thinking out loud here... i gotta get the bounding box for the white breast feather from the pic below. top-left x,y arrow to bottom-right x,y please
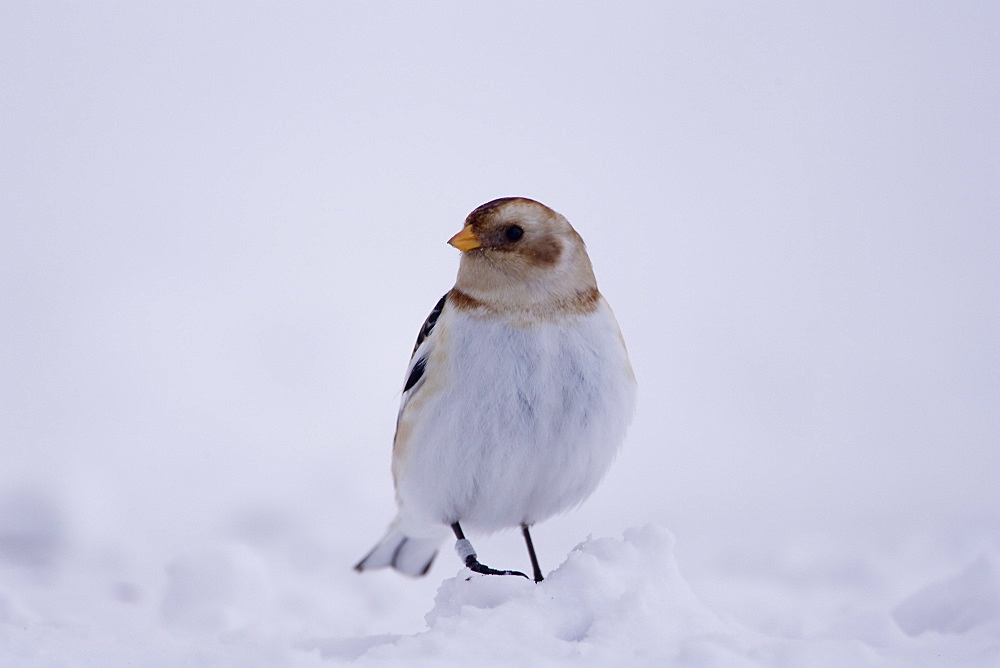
393,298 -> 636,534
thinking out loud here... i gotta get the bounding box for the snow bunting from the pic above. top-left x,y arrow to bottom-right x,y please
355,197 -> 636,582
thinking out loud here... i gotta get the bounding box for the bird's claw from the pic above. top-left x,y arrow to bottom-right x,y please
464,555 -> 530,580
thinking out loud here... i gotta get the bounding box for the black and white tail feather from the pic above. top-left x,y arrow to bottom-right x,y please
353,526 -> 440,577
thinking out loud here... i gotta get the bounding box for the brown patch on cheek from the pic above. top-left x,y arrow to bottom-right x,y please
522,235 -> 562,267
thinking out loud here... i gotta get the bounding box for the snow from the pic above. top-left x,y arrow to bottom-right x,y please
4,514 -> 1000,666
3,2 -> 999,666
320,526 -> 745,666
892,554 -> 1000,637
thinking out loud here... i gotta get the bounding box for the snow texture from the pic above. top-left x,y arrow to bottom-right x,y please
3,510 -> 1000,667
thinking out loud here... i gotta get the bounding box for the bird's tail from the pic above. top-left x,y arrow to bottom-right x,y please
354,527 -> 441,577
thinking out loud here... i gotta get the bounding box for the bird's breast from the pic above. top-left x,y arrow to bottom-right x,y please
394,301 -> 636,530
433,304 -> 631,443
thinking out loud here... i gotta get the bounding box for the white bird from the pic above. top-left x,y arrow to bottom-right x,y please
355,197 -> 636,582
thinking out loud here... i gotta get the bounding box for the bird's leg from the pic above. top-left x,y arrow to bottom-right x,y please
521,524 -> 544,582
451,522 -> 529,580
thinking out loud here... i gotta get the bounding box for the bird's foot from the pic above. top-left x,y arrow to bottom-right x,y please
453,530 -> 530,580
464,555 -> 529,580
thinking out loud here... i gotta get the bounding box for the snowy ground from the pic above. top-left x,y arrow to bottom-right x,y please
3,3 -> 999,666
2,504 -> 999,666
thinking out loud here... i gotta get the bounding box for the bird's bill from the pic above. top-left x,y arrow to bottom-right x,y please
448,225 -> 481,251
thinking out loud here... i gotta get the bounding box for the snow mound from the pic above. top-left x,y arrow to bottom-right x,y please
892,553 -> 1000,636
312,526 -> 764,666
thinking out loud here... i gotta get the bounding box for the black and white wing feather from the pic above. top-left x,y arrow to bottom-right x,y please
400,292 -> 447,400
412,293 -> 447,355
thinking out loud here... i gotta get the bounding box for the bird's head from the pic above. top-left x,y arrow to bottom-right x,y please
448,197 -> 598,312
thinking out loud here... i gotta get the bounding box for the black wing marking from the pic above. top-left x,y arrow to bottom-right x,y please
403,357 -> 427,393
401,292 -> 448,394
412,293 -> 448,355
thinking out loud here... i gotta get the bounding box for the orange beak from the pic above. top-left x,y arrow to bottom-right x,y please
447,224 -> 481,251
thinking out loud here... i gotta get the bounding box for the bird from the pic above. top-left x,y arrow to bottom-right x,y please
354,197 -> 636,582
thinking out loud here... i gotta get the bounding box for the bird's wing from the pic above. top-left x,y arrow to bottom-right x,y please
400,291 -> 447,401
390,291 -> 450,493
411,292 -> 447,356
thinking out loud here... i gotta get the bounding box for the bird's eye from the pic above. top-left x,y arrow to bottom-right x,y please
505,225 -> 524,242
